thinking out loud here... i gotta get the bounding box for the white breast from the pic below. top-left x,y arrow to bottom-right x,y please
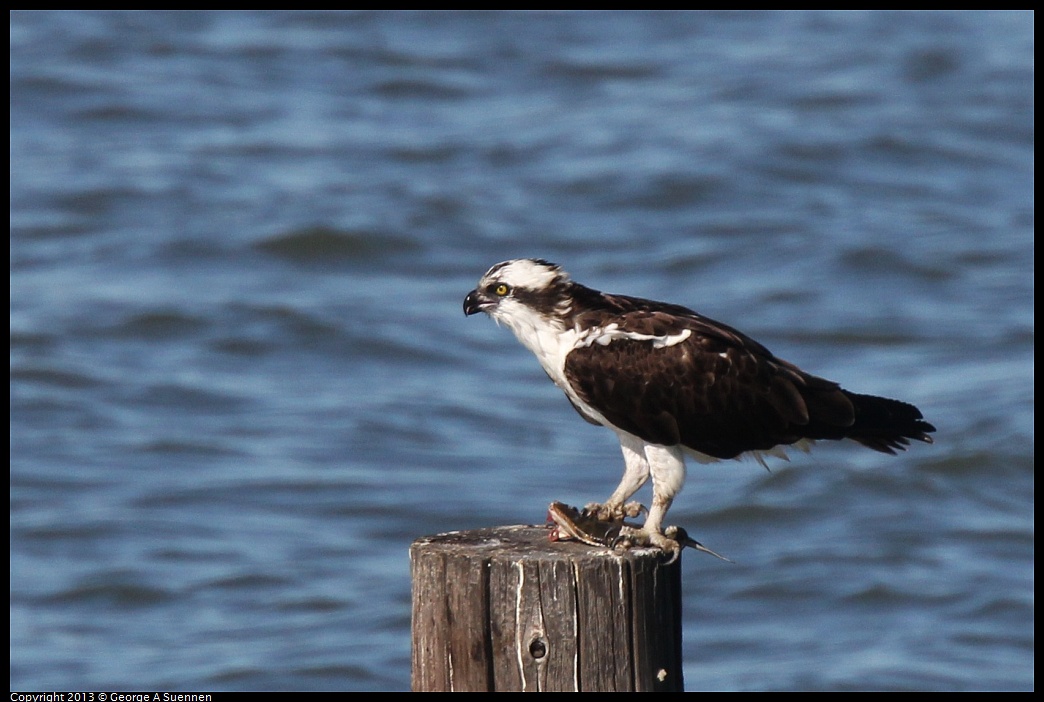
490,299 -> 615,427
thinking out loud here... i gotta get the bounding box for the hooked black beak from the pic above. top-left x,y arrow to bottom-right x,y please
463,289 -> 491,316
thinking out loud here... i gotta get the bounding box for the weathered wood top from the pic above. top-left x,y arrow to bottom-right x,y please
412,523 -> 667,560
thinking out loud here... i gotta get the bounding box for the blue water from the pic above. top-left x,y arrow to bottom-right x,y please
10,11 -> 1033,691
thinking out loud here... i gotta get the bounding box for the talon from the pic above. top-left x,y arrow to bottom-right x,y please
606,525 -> 680,561
621,501 -> 647,519
603,523 -> 624,548
609,525 -> 635,550
645,530 -> 683,564
663,525 -> 734,563
581,501 -> 616,522
661,541 -> 683,565
604,524 -> 731,564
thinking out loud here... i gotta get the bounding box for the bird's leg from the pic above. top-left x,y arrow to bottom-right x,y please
584,433 -> 649,521
613,444 -> 687,561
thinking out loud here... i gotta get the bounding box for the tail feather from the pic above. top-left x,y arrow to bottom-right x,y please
844,391 -> 935,454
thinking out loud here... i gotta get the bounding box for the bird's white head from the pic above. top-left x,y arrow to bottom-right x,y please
464,258 -> 574,345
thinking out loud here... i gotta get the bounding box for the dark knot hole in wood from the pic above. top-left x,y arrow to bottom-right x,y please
528,637 -> 548,660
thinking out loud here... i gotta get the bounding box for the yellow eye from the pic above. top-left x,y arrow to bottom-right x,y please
494,283 -> 510,296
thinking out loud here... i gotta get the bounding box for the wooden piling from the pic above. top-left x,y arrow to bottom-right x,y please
410,524 -> 684,691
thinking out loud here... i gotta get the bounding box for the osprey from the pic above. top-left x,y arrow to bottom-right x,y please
464,258 -> 935,558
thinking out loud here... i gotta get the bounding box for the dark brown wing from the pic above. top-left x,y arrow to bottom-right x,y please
563,310 -> 934,459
